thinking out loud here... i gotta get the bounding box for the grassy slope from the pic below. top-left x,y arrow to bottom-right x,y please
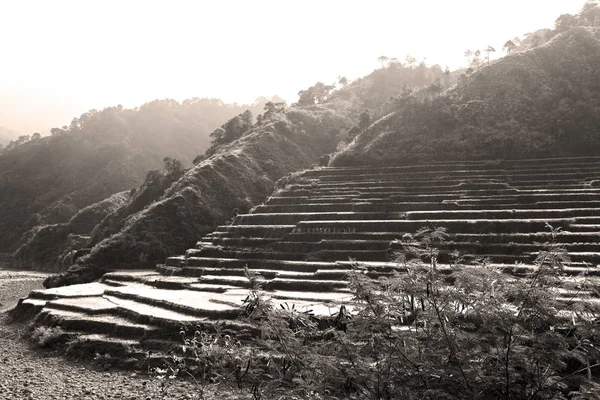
45,107 -> 352,287
331,28 -> 600,166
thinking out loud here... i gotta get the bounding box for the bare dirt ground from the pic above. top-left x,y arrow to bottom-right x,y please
0,270 -> 47,313
0,270 -> 251,400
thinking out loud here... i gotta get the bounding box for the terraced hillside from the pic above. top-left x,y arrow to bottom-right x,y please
12,156 -> 600,363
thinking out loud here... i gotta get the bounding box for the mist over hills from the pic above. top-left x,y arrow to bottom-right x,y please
38,62 -> 453,286
0,126 -> 16,146
0,97 -> 273,258
5,1 -> 600,289
332,27 -> 600,166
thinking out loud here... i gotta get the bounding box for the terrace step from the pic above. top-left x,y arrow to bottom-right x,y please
283,231 -> 600,243
254,200 -> 600,213
35,308 -> 161,339
293,219 -> 576,234
233,212 -> 390,225
265,191 -> 600,205
187,246 -> 386,262
569,224 -> 600,232
103,285 -> 244,320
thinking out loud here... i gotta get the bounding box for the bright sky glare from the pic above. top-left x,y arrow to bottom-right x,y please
0,0 -> 589,134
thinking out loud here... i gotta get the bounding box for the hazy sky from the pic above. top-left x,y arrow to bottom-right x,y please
0,0 -> 589,135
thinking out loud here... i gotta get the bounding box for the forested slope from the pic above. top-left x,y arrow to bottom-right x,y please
45,106 -> 352,286
332,27 -> 600,166
0,98 -> 268,258
12,191 -> 130,270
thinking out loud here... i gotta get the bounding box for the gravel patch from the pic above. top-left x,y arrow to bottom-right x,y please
0,270 -> 250,400
0,270 -> 47,313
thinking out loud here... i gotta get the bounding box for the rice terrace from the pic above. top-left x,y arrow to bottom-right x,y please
1,1 -> 600,399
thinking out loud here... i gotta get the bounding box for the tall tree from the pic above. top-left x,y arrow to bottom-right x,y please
485,45 -> 496,64
208,110 -> 253,152
377,55 -> 390,69
464,50 -> 473,66
162,157 -> 184,180
503,39 -> 516,54
297,82 -> 334,105
579,2 -> 600,26
472,50 -> 482,67
555,14 -> 577,32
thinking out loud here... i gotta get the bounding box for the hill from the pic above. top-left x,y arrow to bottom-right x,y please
12,191 -> 130,270
38,58 -> 457,286
44,105 -> 353,286
0,98 -> 270,259
331,27 -> 600,166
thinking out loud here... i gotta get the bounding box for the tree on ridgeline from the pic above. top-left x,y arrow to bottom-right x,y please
262,101 -> 286,119
162,157 -> 184,181
206,110 -> 253,156
503,39 -> 516,54
297,82 -> 335,105
472,49 -> 482,68
485,45 -> 496,64
377,55 -> 390,69
405,54 -> 417,68
464,49 -> 473,66
580,1 -> 600,26
555,13 -> 577,32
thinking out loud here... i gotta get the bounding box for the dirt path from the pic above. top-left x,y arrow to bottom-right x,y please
0,270 -> 249,400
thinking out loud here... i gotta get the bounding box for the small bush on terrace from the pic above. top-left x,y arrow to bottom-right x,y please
31,326 -> 69,348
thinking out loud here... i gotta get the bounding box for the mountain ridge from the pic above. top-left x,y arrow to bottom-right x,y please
332,27 -> 600,166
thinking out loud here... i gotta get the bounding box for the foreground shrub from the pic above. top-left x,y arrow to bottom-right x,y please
243,225 -> 600,399
31,326 -> 69,348
146,226 -> 600,399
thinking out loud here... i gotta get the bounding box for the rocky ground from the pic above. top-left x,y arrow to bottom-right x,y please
0,270 -> 254,400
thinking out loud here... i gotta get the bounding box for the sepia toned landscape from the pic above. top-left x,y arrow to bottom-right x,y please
1,1 -> 600,399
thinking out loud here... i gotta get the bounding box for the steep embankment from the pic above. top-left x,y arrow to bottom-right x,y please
0,99 -> 268,259
332,28 -> 600,166
45,106 -> 352,287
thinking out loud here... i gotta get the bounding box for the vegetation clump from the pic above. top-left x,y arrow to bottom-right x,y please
144,226 -> 600,399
